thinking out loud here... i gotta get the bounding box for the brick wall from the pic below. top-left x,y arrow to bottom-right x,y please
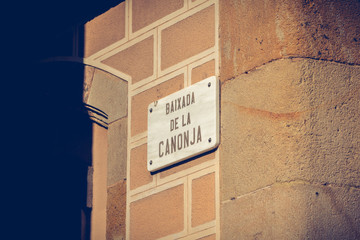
82,0 -> 220,239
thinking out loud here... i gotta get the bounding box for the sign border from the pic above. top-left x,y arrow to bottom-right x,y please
147,76 -> 220,172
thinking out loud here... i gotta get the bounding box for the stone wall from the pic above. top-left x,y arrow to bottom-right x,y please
219,0 -> 360,239
83,66 -> 128,240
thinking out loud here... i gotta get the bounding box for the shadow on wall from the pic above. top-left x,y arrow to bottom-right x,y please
6,61 -> 93,240
39,62 -> 94,240
2,1 -> 127,239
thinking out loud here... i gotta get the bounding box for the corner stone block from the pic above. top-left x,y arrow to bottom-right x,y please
192,173 -> 215,227
83,66 -> 95,104
221,58 -> 360,201
131,74 -> 184,136
277,0 -> 360,64
220,59 -> 306,200
130,144 -> 153,190
84,2 -> 126,57
220,0 -> 282,81
220,0 -> 360,81
221,182 -> 360,240
161,5 -> 215,70
87,69 -> 128,123
132,0 -> 184,33
107,117 -> 127,186
102,36 -> 154,85
106,180 -> 126,240
130,185 -> 184,240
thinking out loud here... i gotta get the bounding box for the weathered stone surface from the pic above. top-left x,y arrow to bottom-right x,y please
221,58 -> 360,201
220,0 -> 360,82
130,185 -> 184,240
132,0 -> 184,33
221,182 -> 360,240
86,166 -> 93,208
87,69 -> 128,123
108,117 -> 127,186
83,66 -> 95,103
91,123 -> 108,239
107,180 -> 126,240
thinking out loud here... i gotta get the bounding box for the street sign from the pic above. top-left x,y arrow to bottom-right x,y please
147,76 -> 220,172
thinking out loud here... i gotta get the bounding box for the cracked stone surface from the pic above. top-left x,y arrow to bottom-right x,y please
220,0 -> 360,82
221,181 -> 360,240
220,58 -> 360,239
221,58 -> 360,200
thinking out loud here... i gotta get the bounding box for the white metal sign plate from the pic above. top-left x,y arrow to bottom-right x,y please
147,76 -> 219,172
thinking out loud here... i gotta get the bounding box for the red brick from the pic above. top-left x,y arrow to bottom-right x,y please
130,144 -> 153,190
199,234 -> 216,240
161,5 -> 215,70
130,185 -> 184,239
84,2 -> 126,57
102,36 -> 154,84
191,59 -> 215,84
132,0 -> 184,33
160,151 -> 215,178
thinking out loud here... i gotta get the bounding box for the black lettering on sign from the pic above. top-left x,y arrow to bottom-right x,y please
159,141 -> 164,157
170,117 -> 179,131
171,136 -> 176,153
158,125 -> 202,158
190,127 -> 196,145
184,130 -> 189,148
182,112 -> 191,127
197,125 -> 202,143
165,92 -> 196,115
177,134 -> 182,150
165,139 -> 170,155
